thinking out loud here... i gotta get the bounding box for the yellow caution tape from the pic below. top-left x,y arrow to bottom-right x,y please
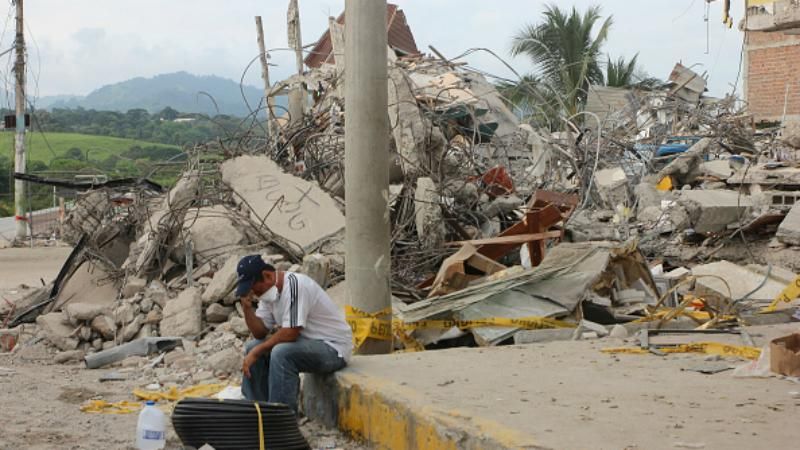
80,400 -> 143,414
602,342 -> 761,360
81,383 -> 227,414
761,274 -> 800,313
133,383 -> 226,402
345,306 -> 575,351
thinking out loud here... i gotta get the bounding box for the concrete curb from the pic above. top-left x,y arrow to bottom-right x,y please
303,367 -> 549,450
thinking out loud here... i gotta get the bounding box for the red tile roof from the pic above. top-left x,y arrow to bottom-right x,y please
304,3 -> 420,69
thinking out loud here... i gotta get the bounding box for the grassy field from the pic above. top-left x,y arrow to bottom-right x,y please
0,131 -> 180,164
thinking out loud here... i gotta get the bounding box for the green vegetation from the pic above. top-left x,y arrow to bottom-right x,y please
500,4 -> 660,129
0,132 -> 180,165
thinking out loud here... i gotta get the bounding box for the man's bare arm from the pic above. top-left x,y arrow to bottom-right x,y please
240,294 -> 269,340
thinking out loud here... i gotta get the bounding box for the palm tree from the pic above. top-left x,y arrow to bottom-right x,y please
511,4 -> 612,119
605,53 -> 665,90
605,54 -> 638,88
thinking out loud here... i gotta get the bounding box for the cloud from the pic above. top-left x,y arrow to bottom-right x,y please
0,0 -> 745,99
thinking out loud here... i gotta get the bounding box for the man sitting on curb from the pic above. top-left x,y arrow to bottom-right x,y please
236,254 -> 353,414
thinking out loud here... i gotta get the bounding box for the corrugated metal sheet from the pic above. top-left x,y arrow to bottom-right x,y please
584,85 -> 633,125
304,3 -> 420,69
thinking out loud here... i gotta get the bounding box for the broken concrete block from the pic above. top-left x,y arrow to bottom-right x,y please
594,167 -> 629,208
145,281 -> 168,309
777,202 -> 800,246
54,350 -> 85,364
63,302 -> 110,324
579,319 -> 609,337
175,205 -> 249,263
120,315 -> 145,343
36,313 -> 79,351
482,195 -> 523,219
415,177 -> 445,249
160,287 -> 203,338
204,347 -> 243,375
301,254 -> 330,288
122,277 -> 147,298
145,309 -> 162,325
206,303 -> 233,323
221,155 -> 345,252
201,254 -> 240,305
678,190 -> 752,234
701,160 -> 733,180
113,303 -> 136,326
90,315 -> 117,340
140,297 -> 153,314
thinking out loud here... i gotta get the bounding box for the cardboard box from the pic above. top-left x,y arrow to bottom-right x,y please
770,333 -> 800,377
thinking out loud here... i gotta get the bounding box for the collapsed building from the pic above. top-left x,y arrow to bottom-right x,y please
2,4 -> 799,375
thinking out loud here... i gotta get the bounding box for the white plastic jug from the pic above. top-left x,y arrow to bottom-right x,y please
136,400 -> 167,450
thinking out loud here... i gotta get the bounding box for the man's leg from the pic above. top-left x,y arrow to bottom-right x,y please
241,338 -> 270,402
268,337 -> 346,413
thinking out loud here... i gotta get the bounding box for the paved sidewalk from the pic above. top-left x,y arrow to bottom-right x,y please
305,323 -> 800,450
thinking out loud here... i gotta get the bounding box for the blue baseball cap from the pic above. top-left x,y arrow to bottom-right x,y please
236,255 -> 271,297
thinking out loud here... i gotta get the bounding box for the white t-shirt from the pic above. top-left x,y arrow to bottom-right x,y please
255,272 -> 353,362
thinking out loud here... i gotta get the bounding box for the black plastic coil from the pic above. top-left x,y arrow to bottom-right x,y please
171,398 -> 310,450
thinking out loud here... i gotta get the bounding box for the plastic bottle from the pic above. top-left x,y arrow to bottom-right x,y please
136,400 -> 167,450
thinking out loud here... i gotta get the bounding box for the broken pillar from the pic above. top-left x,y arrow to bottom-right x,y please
777,202 -> 800,246
677,190 -> 752,234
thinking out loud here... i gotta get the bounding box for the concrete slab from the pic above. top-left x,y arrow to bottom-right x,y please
701,160 -> 733,180
305,323 -> 800,450
692,260 -> 788,303
221,155 -> 344,253
776,202 -> 800,246
678,189 -> 752,234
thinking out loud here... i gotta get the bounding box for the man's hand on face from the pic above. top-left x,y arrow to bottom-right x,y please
240,292 -> 256,308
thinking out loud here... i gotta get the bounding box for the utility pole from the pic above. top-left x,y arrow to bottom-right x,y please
255,16 -> 276,142
13,0 -> 26,241
286,0 -> 305,128
344,0 -> 391,354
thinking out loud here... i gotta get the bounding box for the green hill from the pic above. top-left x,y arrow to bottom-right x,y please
0,132 -> 181,165
37,72 -> 272,118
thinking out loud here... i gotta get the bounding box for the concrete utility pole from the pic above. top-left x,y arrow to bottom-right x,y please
13,0 -> 26,241
286,0 -> 305,128
255,16 -> 276,141
344,0 -> 392,354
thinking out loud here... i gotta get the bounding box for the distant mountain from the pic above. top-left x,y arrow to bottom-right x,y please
37,72 -> 272,117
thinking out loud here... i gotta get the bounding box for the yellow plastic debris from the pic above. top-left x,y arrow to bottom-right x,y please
656,176 -> 673,191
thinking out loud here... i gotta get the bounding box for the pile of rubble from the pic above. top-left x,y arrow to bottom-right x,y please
2,41 -> 799,364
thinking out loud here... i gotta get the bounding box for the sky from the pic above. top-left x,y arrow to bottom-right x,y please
0,0 -> 746,102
